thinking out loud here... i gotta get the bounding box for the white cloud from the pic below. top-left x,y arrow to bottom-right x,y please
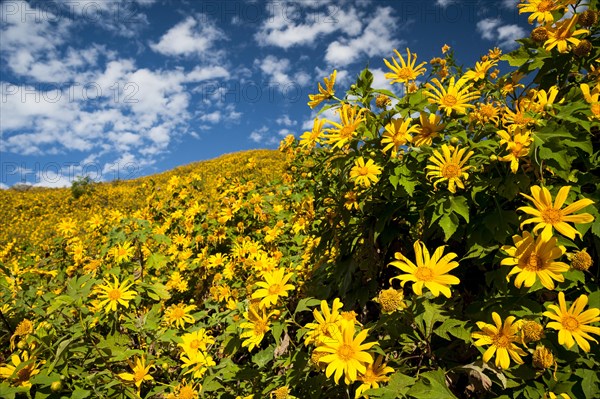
150,16 -> 226,58
435,0 -> 456,7
0,183 -> 8,190
325,6 -> 402,66
501,0 -> 519,8
276,115 -> 295,126
255,55 -> 311,89
249,126 -> 269,143
255,3 -> 362,49
476,18 -> 525,49
200,111 -> 222,124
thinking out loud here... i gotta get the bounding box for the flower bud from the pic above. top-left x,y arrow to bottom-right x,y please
533,346 -> 554,369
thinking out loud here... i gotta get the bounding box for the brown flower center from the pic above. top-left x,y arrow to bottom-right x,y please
396,67 -> 412,80
442,94 -> 458,106
537,0 -> 553,12
339,125 -> 356,139
441,162 -> 461,178
268,284 -> 282,295
562,316 -> 579,331
525,254 -> 544,271
337,344 -> 355,361
254,321 -> 268,335
108,289 -> 122,300
358,166 -> 370,176
415,267 -> 434,281
542,208 -> 562,224
170,307 -> 185,319
493,335 -> 510,348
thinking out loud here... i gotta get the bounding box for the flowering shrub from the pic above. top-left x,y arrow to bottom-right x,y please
1,3 -> 600,399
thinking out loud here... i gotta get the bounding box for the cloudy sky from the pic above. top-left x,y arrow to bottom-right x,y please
0,0 -> 528,188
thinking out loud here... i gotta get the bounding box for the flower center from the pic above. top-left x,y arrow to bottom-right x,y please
108,289 -> 122,300
359,166 -> 371,176
442,94 -> 457,106
525,254 -> 543,271
337,344 -> 355,361
171,307 -> 185,319
397,67 -> 412,80
268,284 -> 281,295
319,322 -> 336,337
493,335 -> 510,348
441,162 -> 461,178
339,125 -> 356,139
480,104 -> 495,117
16,366 -> 33,383
190,339 -> 201,350
420,127 -> 432,136
537,1 -> 553,12
542,208 -> 562,224
415,267 -> 434,281
134,369 -> 147,382
561,316 -> 579,331
254,321 -> 268,335
179,386 -> 196,399
361,369 -> 376,383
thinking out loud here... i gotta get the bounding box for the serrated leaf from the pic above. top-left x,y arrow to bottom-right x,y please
407,370 -> 458,399
434,318 -> 470,342
437,213 -> 459,241
252,346 -> 274,368
449,196 -> 469,223
294,297 -> 321,314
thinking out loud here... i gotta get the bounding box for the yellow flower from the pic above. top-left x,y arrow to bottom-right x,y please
118,356 -> 154,390
544,15 -> 589,53
166,379 -> 200,399
497,127 -> 533,173
305,298 -> 344,346
518,0 -> 562,25
93,275 -> 137,313
471,312 -> 527,369
532,86 -> 562,114
532,345 -> 554,369
426,144 -> 474,193
299,118 -> 325,149
376,288 -> 407,314
181,350 -> 216,379
178,329 -> 215,356
462,59 -> 496,82
324,104 -> 367,149
0,352 -> 41,387
518,185 -> 595,241
240,306 -> 272,351
381,118 -> 418,155
349,158 -> 382,188
580,83 -> 600,120
424,77 -> 480,116
355,355 -> 394,398
164,303 -> 197,329
471,101 -> 501,126
10,319 -> 33,350
270,386 -> 293,399
543,292 -> 600,352
317,325 -> 376,385
501,231 -> 569,290
109,241 -> 136,264
252,268 -> 295,308
308,70 -> 337,109
413,113 -> 444,147
442,44 -> 450,53
545,393 -> 571,399
568,248 -> 593,271
383,48 -> 427,84
389,240 -> 460,298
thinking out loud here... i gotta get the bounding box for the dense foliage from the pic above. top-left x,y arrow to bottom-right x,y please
1,2 -> 600,398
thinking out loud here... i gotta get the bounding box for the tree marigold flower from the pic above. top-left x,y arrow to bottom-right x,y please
501,231 -> 569,290
423,77 -> 480,116
568,248 -> 593,271
349,157 -> 382,188
324,104 -> 367,149
308,70 -> 336,109
383,48 -> 427,84
355,355 -> 395,398
426,144 -> 474,193
544,15 -> 590,53
376,288 -> 407,313
519,320 -> 545,344
93,275 -> 137,313
532,345 -> 554,369
543,292 -> 600,352
317,325 -> 376,385
251,268 -> 295,308
518,0 -> 562,25
471,312 -> 527,369
164,303 -> 197,329
518,185 -> 595,241
118,356 -> 154,391
381,118 -> 418,155
389,240 -> 460,298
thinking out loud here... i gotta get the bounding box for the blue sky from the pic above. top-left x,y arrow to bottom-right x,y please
0,0 -> 528,188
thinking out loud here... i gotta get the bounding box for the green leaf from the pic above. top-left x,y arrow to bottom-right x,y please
407,370 -> 458,399
252,346 -> 275,368
47,337 -> 74,374
434,318 -> 471,342
438,213 -> 459,241
294,297 -> 321,314
71,388 -> 92,399
414,300 -> 446,338
575,368 -> 598,398
449,196 -> 469,223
